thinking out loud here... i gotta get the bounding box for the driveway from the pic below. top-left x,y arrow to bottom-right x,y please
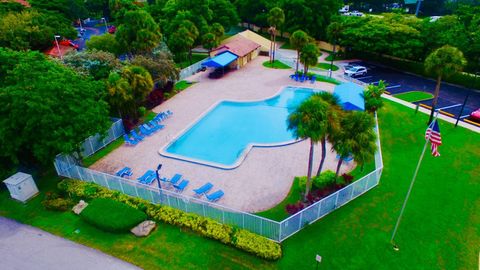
0,217 -> 141,270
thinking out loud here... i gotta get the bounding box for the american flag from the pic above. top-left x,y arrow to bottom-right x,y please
425,120 -> 442,157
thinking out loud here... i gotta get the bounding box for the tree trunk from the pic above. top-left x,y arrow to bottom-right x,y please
316,137 -> 327,176
330,42 -> 336,78
335,158 -> 343,178
189,48 -> 193,65
272,31 -> 276,63
304,65 -> 308,76
269,34 -> 274,63
296,50 -> 300,74
428,75 -> 442,124
304,140 -> 315,201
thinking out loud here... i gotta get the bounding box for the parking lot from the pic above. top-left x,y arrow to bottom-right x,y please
344,61 -> 480,125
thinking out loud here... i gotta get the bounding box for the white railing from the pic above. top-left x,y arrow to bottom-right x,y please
54,114 -> 382,242
79,118 -> 124,158
179,58 -> 207,80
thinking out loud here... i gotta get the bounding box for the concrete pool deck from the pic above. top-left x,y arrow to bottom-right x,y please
90,56 -> 355,212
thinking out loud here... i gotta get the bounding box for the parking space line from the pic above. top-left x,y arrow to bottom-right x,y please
438,104 -> 462,110
370,81 -> 380,85
460,115 -> 470,119
386,85 -> 401,89
356,76 -> 372,80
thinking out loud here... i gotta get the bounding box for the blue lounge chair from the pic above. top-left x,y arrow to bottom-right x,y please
193,182 -> 213,197
149,121 -> 164,130
173,179 -> 189,192
169,173 -> 182,185
123,134 -> 138,145
139,125 -> 152,136
130,130 -> 144,141
206,190 -> 224,202
166,110 -> 173,116
142,124 -> 157,133
143,173 -> 156,185
137,170 -> 155,183
310,75 -> 316,83
115,167 -> 132,177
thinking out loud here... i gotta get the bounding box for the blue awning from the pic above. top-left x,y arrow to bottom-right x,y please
333,82 -> 365,111
202,51 -> 238,68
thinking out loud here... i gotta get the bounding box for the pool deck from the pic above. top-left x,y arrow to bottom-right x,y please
90,56 -> 355,213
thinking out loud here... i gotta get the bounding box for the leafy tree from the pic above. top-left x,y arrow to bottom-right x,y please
311,92 -> 343,176
0,48 -> 110,168
332,111 -> 377,177
30,0 -> 89,20
202,33 -> 218,54
363,80 -> 386,113
86,34 -> 122,56
424,45 -> 467,123
211,23 -> 225,40
290,30 -> 312,73
130,53 -> 179,86
326,20 -> 343,74
107,65 -> 153,119
234,0 -> 270,28
63,49 -> 122,80
299,43 -> 320,75
0,10 -> 76,51
109,0 -> 139,23
84,0 -> 110,18
168,21 -> 198,64
267,7 -> 284,63
115,9 -> 162,55
209,0 -> 240,31
288,98 -> 329,199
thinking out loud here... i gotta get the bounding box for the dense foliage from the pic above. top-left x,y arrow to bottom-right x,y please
58,179 -> 282,260
0,49 -> 110,170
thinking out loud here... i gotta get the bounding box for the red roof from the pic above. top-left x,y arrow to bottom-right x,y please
1,0 -> 30,7
213,35 -> 261,57
44,44 -> 75,58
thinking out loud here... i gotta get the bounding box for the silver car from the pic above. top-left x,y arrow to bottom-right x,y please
344,65 -> 367,77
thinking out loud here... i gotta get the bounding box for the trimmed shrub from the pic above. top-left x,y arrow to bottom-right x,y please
58,179 -> 282,260
297,170 -> 337,191
80,198 -> 147,233
42,192 -> 74,211
232,229 -> 282,260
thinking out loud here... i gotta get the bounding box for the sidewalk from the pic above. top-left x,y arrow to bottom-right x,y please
0,217 -> 141,270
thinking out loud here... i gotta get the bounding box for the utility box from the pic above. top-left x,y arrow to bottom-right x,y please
3,172 -> 39,203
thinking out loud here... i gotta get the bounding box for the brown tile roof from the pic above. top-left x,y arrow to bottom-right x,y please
213,35 -> 261,57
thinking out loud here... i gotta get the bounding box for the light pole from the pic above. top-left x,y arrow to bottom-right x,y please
155,163 -> 164,203
101,17 -> 108,33
329,38 -> 336,78
54,35 -> 63,60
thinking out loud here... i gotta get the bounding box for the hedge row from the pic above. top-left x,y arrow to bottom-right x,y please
58,179 -> 282,260
80,198 -> 147,233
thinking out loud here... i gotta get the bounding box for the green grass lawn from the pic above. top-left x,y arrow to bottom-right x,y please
176,53 -> 208,69
262,60 -> 291,69
174,80 -> 195,91
325,53 -> 348,62
82,137 -> 124,167
1,100 -> 478,269
394,91 -> 434,102
315,74 -> 342,85
316,62 -> 339,71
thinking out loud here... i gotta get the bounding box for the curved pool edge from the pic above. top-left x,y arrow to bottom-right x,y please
158,85 -> 321,169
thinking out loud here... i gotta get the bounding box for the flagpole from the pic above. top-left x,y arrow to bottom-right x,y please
390,111 -> 439,250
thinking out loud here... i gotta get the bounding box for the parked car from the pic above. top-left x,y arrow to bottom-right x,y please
344,65 -> 367,77
469,108 -> 480,123
350,10 -> 364,16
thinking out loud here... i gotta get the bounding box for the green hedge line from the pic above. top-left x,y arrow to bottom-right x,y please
80,198 -> 147,233
58,179 -> 282,260
354,51 -> 480,90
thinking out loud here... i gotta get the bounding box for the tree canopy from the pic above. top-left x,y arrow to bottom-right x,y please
0,49 -> 110,168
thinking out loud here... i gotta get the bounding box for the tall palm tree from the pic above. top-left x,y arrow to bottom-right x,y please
332,111 -> 377,177
299,43 -> 320,75
290,30 -> 311,74
267,7 -> 285,64
311,92 -> 343,176
424,45 -> 467,123
288,98 -> 329,200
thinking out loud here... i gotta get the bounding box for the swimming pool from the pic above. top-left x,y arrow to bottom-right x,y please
160,86 -> 321,169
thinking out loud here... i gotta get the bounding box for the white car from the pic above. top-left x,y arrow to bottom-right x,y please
344,65 -> 367,77
350,10 -> 364,16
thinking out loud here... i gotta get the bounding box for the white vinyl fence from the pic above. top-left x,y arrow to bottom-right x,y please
54,115 -> 383,242
79,118 -> 125,158
179,59 -> 207,80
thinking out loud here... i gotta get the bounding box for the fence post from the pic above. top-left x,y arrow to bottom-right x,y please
102,174 -> 110,189
88,138 -> 94,157
118,178 -> 125,194
278,221 -> 282,242
260,219 -> 263,236
76,166 -> 83,181
202,204 -> 206,216
242,213 -> 245,228
298,212 -> 303,230
317,199 -> 323,218
364,174 -> 369,190
349,185 -> 354,200
222,210 -> 225,224
334,192 -> 339,208
149,189 -> 154,203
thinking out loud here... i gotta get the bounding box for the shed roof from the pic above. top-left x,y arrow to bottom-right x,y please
333,82 -> 365,111
202,51 -> 238,68
3,172 -> 31,185
213,35 -> 261,57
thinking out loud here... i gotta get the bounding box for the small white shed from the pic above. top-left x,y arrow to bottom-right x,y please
3,172 -> 39,203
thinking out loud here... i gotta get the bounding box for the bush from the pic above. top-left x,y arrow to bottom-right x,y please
138,106 -> 147,117
232,229 -> 282,260
80,198 -> 147,233
42,192 -> 74,211
297,170 -> 337,191
58,179 -> 282,260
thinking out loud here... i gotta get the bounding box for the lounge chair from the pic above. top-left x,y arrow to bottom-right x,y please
115,167 -> 132,177
139,125 -> 152,136
137,170 -> 155,184
123,134 -> 138,145
142,123 -> 157,133
193,182 -> 213,197
143,173 -> 156,185
149,121 -> 164,130
310,75 -> 316,83
206,190 -> 224,202
130,130 -> 144,141
169,173 -> 182,185
166,110 -> 173,116
173,179 -> 189,192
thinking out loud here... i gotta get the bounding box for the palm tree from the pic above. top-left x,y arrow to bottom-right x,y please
424,45 -> 467,123
290,30 -> 311,74
121,65 -> 153,119
363,80 -> 387,113
288,98 -> 329,200
311,92 -> 343,176
267,7 -> 285,64
326,22 -> 343,77
299,43 -> 320,76
332,111 -> 377,177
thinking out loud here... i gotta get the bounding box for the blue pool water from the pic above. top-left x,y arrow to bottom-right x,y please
162,87 -> 320,168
